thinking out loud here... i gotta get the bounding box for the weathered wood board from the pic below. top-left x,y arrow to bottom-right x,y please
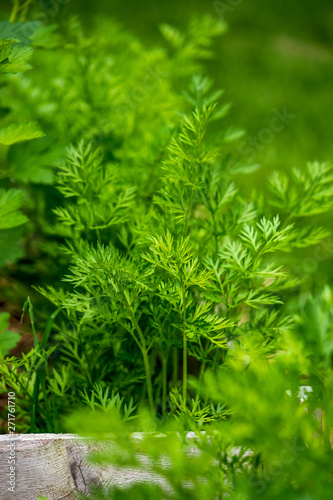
0,433 -> 183,500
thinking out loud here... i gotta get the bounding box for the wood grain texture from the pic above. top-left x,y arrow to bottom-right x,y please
0,433 -> 183,499
0,434 -> 100,499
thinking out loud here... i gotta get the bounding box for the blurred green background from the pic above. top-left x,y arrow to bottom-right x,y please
2,0 -> 333,172
64,0 -> 333,171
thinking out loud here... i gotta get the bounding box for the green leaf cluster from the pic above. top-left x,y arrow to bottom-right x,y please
1,10 -> 333,499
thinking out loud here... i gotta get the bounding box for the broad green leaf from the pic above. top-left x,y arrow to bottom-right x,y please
0,21 -> 40,44
9,45 -> 32,63
0,188 -> 28,229
0,43 -> 33,73
9,135 -> 65,184
0,38 -> 18,50
0,122 -> 44,145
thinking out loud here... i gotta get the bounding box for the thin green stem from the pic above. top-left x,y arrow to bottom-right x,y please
140,344 -> 155,415
161,349 -> 169,416
9,0 -> 20,23
119,287 -> 154,414
211,209 -> 219,256
24,297 -> 38,347
183,333 -> 187,404
181,283 -> 187,405
184,187 -> 194,235
30,374 -> 39,433
172,347 -> 178,387
96,227 -> 102,245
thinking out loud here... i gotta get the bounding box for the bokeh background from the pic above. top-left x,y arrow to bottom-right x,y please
2,0 -> 333,173
40,0 -> 333,165
74,0 -> 333,170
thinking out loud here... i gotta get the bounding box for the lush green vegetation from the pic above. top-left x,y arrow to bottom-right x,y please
1,1 -> 333,498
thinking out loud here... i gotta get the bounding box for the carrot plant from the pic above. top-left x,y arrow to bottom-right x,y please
0,6 -> 333,498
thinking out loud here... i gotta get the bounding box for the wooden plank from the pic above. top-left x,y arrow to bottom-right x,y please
0,433 -> 180,499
